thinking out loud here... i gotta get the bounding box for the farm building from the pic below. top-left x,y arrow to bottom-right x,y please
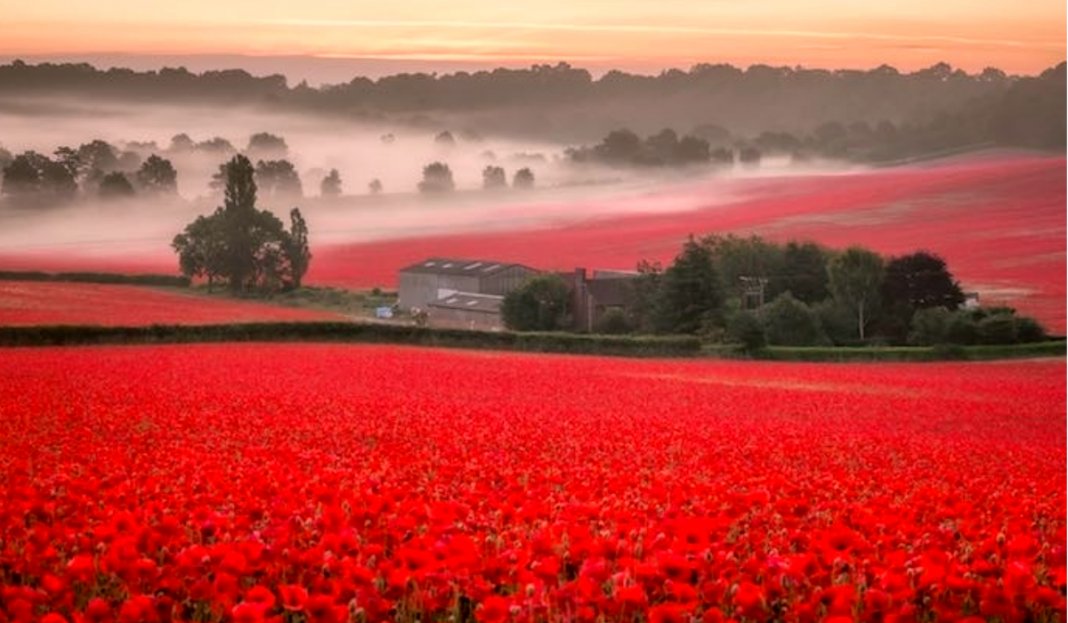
427,292 -> 505,331
398,258 -> 537,311
563,268 -> 640,332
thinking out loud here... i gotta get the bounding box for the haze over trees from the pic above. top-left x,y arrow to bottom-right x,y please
2,59 -> 1061,153
418,163 -> 455,193
320,169 -> 342,198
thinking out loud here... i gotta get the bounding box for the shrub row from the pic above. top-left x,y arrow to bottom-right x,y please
743,340 -> 1066,362
0,322 -> 703,357
0,271 -> 190,287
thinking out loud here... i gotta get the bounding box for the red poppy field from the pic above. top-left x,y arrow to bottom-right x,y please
0,281 -> 340,326
2,344 -> 1064,623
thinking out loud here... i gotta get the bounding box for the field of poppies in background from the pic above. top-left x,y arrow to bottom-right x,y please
1,344 -> 1064,623
0,280 -> 340,326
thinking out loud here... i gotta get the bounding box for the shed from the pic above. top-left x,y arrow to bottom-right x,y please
398,257 -> 537,310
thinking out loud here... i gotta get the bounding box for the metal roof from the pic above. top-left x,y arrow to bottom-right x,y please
399,257 -> 534,277
427,291 -> 504,313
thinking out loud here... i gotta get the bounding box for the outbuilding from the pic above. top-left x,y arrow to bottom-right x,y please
397,258 -> 537,311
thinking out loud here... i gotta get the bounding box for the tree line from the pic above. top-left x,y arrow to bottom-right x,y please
4,60 -> 1061,140
502,235 -> 1047,348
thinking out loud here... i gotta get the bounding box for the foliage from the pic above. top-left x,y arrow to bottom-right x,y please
881,251 -> 964,341
98,172 -> 135,199
761,292 -> 828,346
368,178 -> 383,194
780,241 -> 830,303
501,274 -> 572,331
828,247 -> 884,340
910,306 -> 1048,346
246,132 -> 288,158
569,127 -> 712,167
172,154 -> 311,294
726,309 -> 766,352
626,260 -> 662,333
418,162 -> 455,193
702,234 -> 783,303
593,308 -> 633,335
654,238 -> 724,334
254,159 -> 303,201
1,151 -> 77,205
285,208 -> 311,289
135,155 -> 178,195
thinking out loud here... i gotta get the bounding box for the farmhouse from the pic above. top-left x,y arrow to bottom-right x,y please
563,268 -> 640,332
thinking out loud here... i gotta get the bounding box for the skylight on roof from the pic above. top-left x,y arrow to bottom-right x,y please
482,264 -> 499,272
465,262 -> 482,270
445,298 -> 459,304
465,300 -> 478,306
424,261 -> 436,267
442,262 -> 453,268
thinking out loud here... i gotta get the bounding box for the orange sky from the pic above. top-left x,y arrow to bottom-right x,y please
1,0 -> 1064,75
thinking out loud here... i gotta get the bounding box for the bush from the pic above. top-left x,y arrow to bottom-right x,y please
813,300 -> 857,345
977,313 -> 1018,345
0,322 -> 703,357
945,311 -> 979,345
908,307 -> 953,345
727,310 -> 766,352
1014,316 -> 1047,343
0,270 -> 190,287
762,293 -> 828,346
593,308 -> 633,335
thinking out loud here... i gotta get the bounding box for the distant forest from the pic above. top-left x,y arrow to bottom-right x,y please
0,60 -> 1064,149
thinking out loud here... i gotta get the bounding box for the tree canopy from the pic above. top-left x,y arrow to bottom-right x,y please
172,154 -> 311,294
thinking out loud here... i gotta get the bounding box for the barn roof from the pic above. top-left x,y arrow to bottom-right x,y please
400,257 -> 534,277
427,291 -> 504,313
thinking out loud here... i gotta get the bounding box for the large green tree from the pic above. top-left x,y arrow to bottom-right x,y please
655,237 -> 724,334
828,247 -> 884,340
173,154 -> 311,294
880,251 -> 964,342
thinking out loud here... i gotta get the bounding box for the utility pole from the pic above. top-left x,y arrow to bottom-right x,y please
739,276 -> 769,310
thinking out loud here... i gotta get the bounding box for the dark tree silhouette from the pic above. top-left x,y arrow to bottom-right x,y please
254,159 -> 303,201
98,172 -> 135,199
418,162 -> 454,193
482,165 -> 506,189
320,169 -> 342,198
285,208 -> 311,288
655,237 -> 724,333
512,167 -> 535,189
173,154 -> 311,294
246,132 -> 288,159
135,155 -> 178,195
1,151 -> 77,205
